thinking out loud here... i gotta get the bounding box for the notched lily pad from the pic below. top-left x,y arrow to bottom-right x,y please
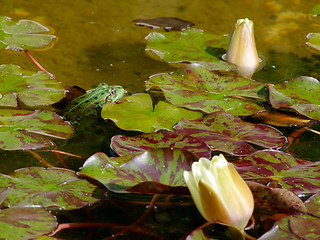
268,76 -> 320,120
101,93 -> 202,133
111,130 -> 211,159
133,17 -> 194,31
0,167 -> 101,210
146,64 -> 266,116
0,206 -> 57,240
175,111 -> 286,156
0,16 -> 56,51
80,148 -> 197,194
0,109 -> 73,150
145,28 -> 235,70
234,150 -> 320,194
0,64 -> 65,108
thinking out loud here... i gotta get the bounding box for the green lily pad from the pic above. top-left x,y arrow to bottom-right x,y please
312,4 -> 320,15
101,93 -> 202,133
0,64 -> 64,108
146,64 -> 266,115
175,111 -> 286,156
268,76 -> 320,120
0,109 -> 73,150
80,148 -> 197,194
306,33 -> 320,51
0,16 -> 56,51
0,206 -> 57,240
234,150 -> 320,194
145,28 -> 235,70
0,167 -> 101,210
111,130 -> 211,159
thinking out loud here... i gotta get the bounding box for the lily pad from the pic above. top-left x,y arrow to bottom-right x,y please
234,150 -> 320,194
0,167 -> 101,210
0,16 -> 56,51
258,218 -> 300,240
312,4 -> 320,15
145,28 -> 235,70
268,76 -> 320,120
0,64 -> 64,108
101,93 -> 202,133
290,215 -> 320,239
304,192 -> 320,218
80,148 -> 197,194
0,206 -> 57,240
146,64 -> 266,115
111,131 -> 211,159
175,111 -> 286,156
306,33 -> 320,51
0,109 -> 73,150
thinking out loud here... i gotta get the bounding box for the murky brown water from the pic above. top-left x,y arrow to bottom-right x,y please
1,0 -> 320,93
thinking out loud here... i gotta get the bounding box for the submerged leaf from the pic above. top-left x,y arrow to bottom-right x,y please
0,167 -> 100,210
145,28 -> 235,70
234,150 -> 320,194
80,148 -> 197,194
0,207 -> 57,240
0,109 -> 73,150
0,64 -> 65,108
111,130 -> 211,159
102,93 -> 202,133
133,17 -> 194,31
146,64 -> 265,115
175,111 -> 286,156
0,16 -> 56,51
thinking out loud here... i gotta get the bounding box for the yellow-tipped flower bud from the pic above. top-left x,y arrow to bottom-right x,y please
184,154 -> 254,230
225,18 -> 259,78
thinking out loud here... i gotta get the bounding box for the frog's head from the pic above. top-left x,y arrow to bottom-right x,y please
107,85 -> 125,102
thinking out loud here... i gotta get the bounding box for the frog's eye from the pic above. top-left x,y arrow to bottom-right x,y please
109,88 -> 117,95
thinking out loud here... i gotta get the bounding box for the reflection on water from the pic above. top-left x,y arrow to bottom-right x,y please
0,0 -> 320,92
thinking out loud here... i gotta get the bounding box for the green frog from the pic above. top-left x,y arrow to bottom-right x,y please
63,83 -> 125,121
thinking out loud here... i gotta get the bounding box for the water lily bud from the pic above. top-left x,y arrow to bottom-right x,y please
184,154 -> 254,230
225,18 -> 259,78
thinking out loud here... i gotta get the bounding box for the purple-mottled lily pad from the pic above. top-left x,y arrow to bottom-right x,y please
290,215 -> 320,239
80,148 -> 197,194
102,93 -> 202,133
0,16 -> 56,51
0,206 -> 57,240
306,33 -> 320,51
145,28 -> 236,70
234,150 -> 320,194
111,130 -> 211,159
268,76 -> 320,120
247,181 -> 307,214
0,109 -> 73,150
0,167 -> 100,210
146,64 -> 266,115
175,111 -> 286,156
0,64 -> 64,108
304,192 -> 320,218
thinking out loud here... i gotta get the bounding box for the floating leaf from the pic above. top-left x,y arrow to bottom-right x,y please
0,167 -> 100,210
268,76 -> 320,120
146,64 -> 265,115
175,111 -> 286,156
304,192 -> 320,218
0,16 -> 56,51
101,93 -> 202,133
0,64 -> 64,108
234,150 -> 320,194
80,148 -> 197,194
111,131 -> 211,159
0,206 -> 57,240
247,181 -> 307,214
312,4 -> 320,15
306,33 -> 320,51
290,215 -> 320,240
145,28 -> 235,70
133,17 -> 194,31
0,109 -> 73,150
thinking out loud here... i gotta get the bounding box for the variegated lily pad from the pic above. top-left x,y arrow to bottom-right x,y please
146,64 -> 266,115
0,16 -> 56,51
0,109 -> 73,150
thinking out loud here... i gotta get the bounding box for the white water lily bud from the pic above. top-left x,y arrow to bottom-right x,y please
184,154 -> 254,230
225,18 -> 259,78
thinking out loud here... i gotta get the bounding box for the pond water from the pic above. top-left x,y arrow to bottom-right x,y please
1,0 -> 320,239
